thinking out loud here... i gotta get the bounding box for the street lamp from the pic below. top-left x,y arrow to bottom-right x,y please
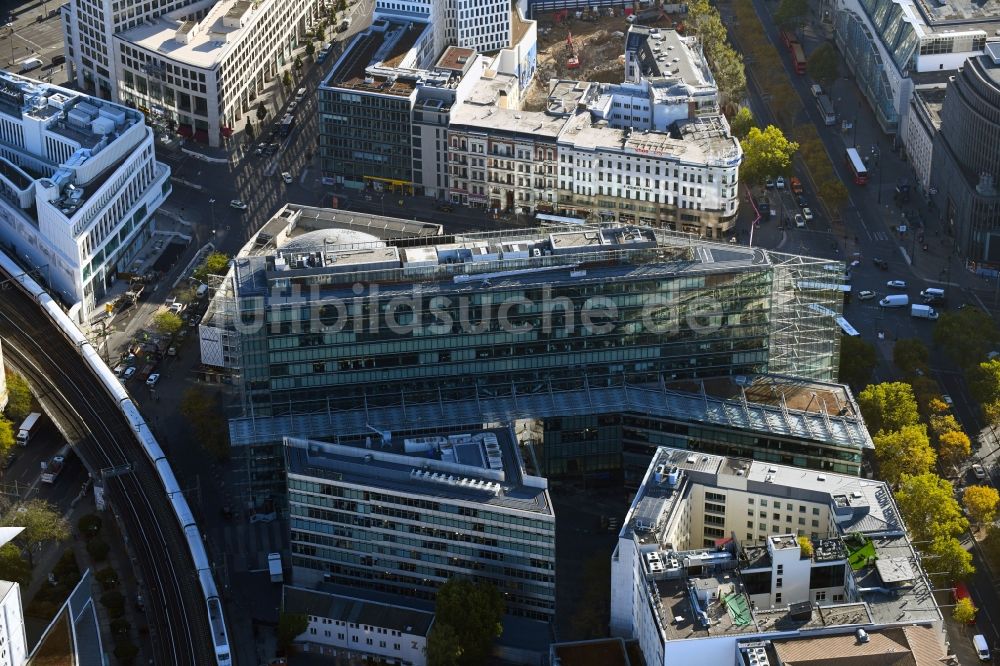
208,198 -> 216,234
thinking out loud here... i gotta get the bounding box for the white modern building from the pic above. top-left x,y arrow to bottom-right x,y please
285,429 -> 557,621
610,447 -> 944,666
378,0 -> 523,55
0,581 -> 27,666
834,0 -> 999,136
0,72 -> 170,321
282,585 -> 434,664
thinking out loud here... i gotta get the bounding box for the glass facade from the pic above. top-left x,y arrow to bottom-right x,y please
835,7 -> 902,134
287,477 -> 557,620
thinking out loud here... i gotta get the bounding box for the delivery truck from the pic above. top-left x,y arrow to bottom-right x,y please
911,304 -> 939,320
16,412 -> 42,447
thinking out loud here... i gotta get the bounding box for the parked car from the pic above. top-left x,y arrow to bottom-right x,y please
942,394 -> 953,406
886,280 -> 907,289
794,214 -> 806,228
765,177 -> 775,189
797,196 -> 808,208
281,172 -> 293,184
972,464 -> 988,481
123,367 -> 137,380
872,257 -> 889,270
146,373 -> 160,387
857,290 -> 876,301
230,199 -> 248,210
775,176 -> 786,190
802,207 -> 814,221
790,176 -> 803,194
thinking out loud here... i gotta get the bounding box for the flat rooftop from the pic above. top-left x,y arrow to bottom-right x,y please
551,638 -> 632,666
285,428 -> 553,517
767,624 -> 946,665
449,100 -> 569,137
911,0 -> 1000,30
753,602 -> 872,634
323,19 -> 431,97
657,576 -> 757,640
626,27 -> 704,87
282,586 -> 434,636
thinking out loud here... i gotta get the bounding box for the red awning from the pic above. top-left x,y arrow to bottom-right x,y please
221,127 -> 233,137
194,129 -> 209,143
177,125 -> 193,137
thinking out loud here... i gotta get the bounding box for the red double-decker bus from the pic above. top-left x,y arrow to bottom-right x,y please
790,42 -> 806,74
845,147 -> 869,185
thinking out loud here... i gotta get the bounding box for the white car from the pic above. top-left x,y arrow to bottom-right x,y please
146,373 -> 160,387
775,176 -> 786,190
802,207 -> 814,221
886,280 -> 907,289
230,199 -> 248,210
281,172 -> 293,184
123,367 -> 136,380
857,290 -> 876,301
972,464 -> 988,481
794,214 -> 806,228
942,394 -> 953,406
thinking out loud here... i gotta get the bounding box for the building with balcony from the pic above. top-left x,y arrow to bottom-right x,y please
285,427 -> 557,620
0,72 -> 170,321
834,0 -> 999,136
929,42 -> 1000,262
610,447 -> 944,666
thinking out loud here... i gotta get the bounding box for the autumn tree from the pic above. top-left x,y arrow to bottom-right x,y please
153,311 -> 183,337
4,372 -> 32,423
729,106 -> 755,141
838,336 -> 877,391
739,125 -> 800,186
969,358 -> 1000,406
937,430 -> 971,470
895,474 -> 967,545
857,382 -> 919,435
927,535 -> 975,581
953,596 -> 977,624
193,252 -> 230,282
0,543 -> 30,586
933,308 -> 998,369
2,499 -> 70,565
872,425 -> 934,485
929,413 -> 961,441
964,485 -> 1000,527
0,418 -> 14,459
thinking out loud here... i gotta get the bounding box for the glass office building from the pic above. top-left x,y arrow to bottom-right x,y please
206,225 -> 845,418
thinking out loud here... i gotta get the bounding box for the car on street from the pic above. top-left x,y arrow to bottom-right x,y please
281,172 -> 293,184
942,394 -> 953,407
286,100 -> 297,114
775,176 -> 786,190
3,451 -> 17,470
146,373 -> 160,387
857,290 -> 876,301
123,367 -> 136,380
765,177 -> 775,189
872,257 -> 889,270
802,207 -> 814,221
230,199 -> 248,210
794,214 -> 805,228
254,144 -> 265,156
436,204 -> 454,212
972,464 -> 988,481
886,280 -> 907,289
797,196 -> 808,208
790,176 -> 803,194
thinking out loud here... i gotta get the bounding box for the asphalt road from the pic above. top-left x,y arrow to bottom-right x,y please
1,0 -> 67,78
0,269 -> 218,665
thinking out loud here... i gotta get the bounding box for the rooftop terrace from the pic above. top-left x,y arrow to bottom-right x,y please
323,19 -> 434,97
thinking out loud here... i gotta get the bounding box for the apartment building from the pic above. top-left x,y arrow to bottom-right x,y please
285,429 -> 557,620
610,447 -> 944,666
0,73 -> 170,320
0,580 -> 26,666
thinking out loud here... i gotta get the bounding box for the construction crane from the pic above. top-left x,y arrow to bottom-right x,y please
566,31 -> 580,69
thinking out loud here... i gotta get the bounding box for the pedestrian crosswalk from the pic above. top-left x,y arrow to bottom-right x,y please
870,231 -> 889,241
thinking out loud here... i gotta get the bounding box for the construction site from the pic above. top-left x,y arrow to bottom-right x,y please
524,3 -> 688,111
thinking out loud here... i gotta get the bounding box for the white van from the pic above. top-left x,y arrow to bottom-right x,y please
973,634 -> 990,661
879,294 -> 909,308
20,57 -> 42,73
196,283 -> 209,299
810,84 -> 823,98
920,287 -> 945,302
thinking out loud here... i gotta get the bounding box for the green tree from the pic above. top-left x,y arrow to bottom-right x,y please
305,41 -> 315,58
179,388 -> 231,460
4,373 -> 32,423
425,622 -> 463,666
926,535 -> 975,581
433,578 -> 504,666
77,514 -> 102,539
192,252 -> 230,282
0,543 -> 30,587
838,336 -> 877,390
857,382 -> 920,435
711,45 -> 747,105
153,311 -> 183,337
953,596 -> 977,624
933,308 -> 998,369
872,425 -> 935,485
892,338 -> 929,378
969,358 -> 1000,406
256,101 -> 268,122
938,430 -> 971,470
316,25 -> 326,42
729,106 -> 755,141
0,418 -> 14,458
3,500 -> 70,566
930,413 -> 961,440
806,42 -> 840,86
895,473 -> 967,544
282,71 -> 292,88
294,55 -> 303,70
739,125 -> 800,186
964,484 -> 1000,527
773,0 -> 808,29
277,613 -> 309,651
336,0 -> 347,12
